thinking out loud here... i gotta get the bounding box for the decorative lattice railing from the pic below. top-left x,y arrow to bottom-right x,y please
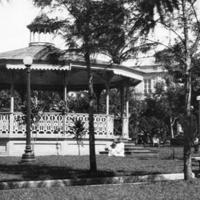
0,113 -> 10,136
0,112 -> 114,139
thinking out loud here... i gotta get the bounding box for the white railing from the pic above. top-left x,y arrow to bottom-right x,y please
0,112 -> 10,136
0,112 -> 114,139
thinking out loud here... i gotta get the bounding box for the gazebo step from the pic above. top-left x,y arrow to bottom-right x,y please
125,150 -> 157,153
99,151 -> 109,155
100,142 -> 159,157
126,153 -> 158,158
99,151 -> 158,157
124,147 -> 147,150
99,149 -> 158,155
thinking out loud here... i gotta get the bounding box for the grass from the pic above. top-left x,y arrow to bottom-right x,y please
0,146 -> 199,182
1,179 -> 200,200
0,147 -> 200,199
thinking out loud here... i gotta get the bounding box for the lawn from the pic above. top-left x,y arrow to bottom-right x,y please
1,179 -> 200,200
0,146 -> 199,182
0,147 -> 200,199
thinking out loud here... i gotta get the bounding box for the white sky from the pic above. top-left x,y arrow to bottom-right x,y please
0,0 -> 39,53
0,0 -> 199,64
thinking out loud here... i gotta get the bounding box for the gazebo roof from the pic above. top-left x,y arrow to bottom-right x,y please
0,44 -> 143,90
0,44 -> 61,62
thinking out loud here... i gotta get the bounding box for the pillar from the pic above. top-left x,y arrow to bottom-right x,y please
120,82 -> 129,139
63,72 -> 69,134
10,73 -> 14,136
106,84 -> 110,115
120,85 -> 124,123
125,86 -> 129,118
10,83 -> 14,113
64,85 -> 68,103
123,86 -> 129,138
101,72 -> 113,115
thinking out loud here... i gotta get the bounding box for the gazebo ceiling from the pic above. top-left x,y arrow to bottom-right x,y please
0,44 -> 143,90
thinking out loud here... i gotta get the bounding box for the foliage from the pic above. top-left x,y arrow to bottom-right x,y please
136,93 -> 170,141
33,0 -> 127,172
144,0 -> 200,179
0,89 -> 22,112
61,0 -> 131,172
132,0 -> 180,35
128,92 -> 145,139
68,92 -> 89,113
128,80 -> 190,143
19,95 -> 44,126
27,13 -> 64,31
68,118 -> 86,155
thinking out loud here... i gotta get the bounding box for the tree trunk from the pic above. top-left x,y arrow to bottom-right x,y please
170,117 -> 174,139
84,48 -> 97,173
78,143 -> 81,156
183,116 -> 193,179
182,0 -> 193,180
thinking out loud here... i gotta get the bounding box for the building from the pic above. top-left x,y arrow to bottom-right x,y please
133,64 -> 167,97
0,14 -> 143,156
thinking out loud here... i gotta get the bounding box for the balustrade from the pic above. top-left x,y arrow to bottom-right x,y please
0,112 -> 10,136
0,112 -> 114,139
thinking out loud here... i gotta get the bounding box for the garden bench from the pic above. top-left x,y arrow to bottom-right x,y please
192,157 -> 200,170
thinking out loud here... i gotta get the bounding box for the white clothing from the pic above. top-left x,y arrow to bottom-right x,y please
108,142 -> 125,157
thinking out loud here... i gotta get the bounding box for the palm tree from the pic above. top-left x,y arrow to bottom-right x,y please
33,0 -> 126,173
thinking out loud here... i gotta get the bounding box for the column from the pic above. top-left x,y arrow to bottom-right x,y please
10,84 -> 14,113
64,85 -> 68,103
120,85 -> 124,125
106,84 -> 110,115
10,73 -> 14,136
123,85 -> 129,139
63,72 -> 68,134
120,82 -> 129,139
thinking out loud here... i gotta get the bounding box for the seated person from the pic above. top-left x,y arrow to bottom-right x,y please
194,137 -> 199,153
152,135 -> 159,147
107,138 -> 125,157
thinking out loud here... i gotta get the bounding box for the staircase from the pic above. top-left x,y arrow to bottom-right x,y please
100,141 -> 158,157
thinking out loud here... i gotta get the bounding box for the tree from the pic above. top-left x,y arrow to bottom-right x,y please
144,81 -> 186,139
134,0 -> 200,180
33,0 -> 127,173
68,119 -> 86,155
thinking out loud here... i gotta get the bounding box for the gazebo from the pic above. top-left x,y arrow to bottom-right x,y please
0,15 -> 143,156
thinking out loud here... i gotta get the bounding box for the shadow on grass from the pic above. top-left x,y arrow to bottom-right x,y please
0,163 -> 164,182
0,164 -> 113,181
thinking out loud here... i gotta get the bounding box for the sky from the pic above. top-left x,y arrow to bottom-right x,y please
0,0 -> 39,53
0,0 -> 200,65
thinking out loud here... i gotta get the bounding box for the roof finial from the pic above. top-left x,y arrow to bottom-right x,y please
27,11 -> 63,46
